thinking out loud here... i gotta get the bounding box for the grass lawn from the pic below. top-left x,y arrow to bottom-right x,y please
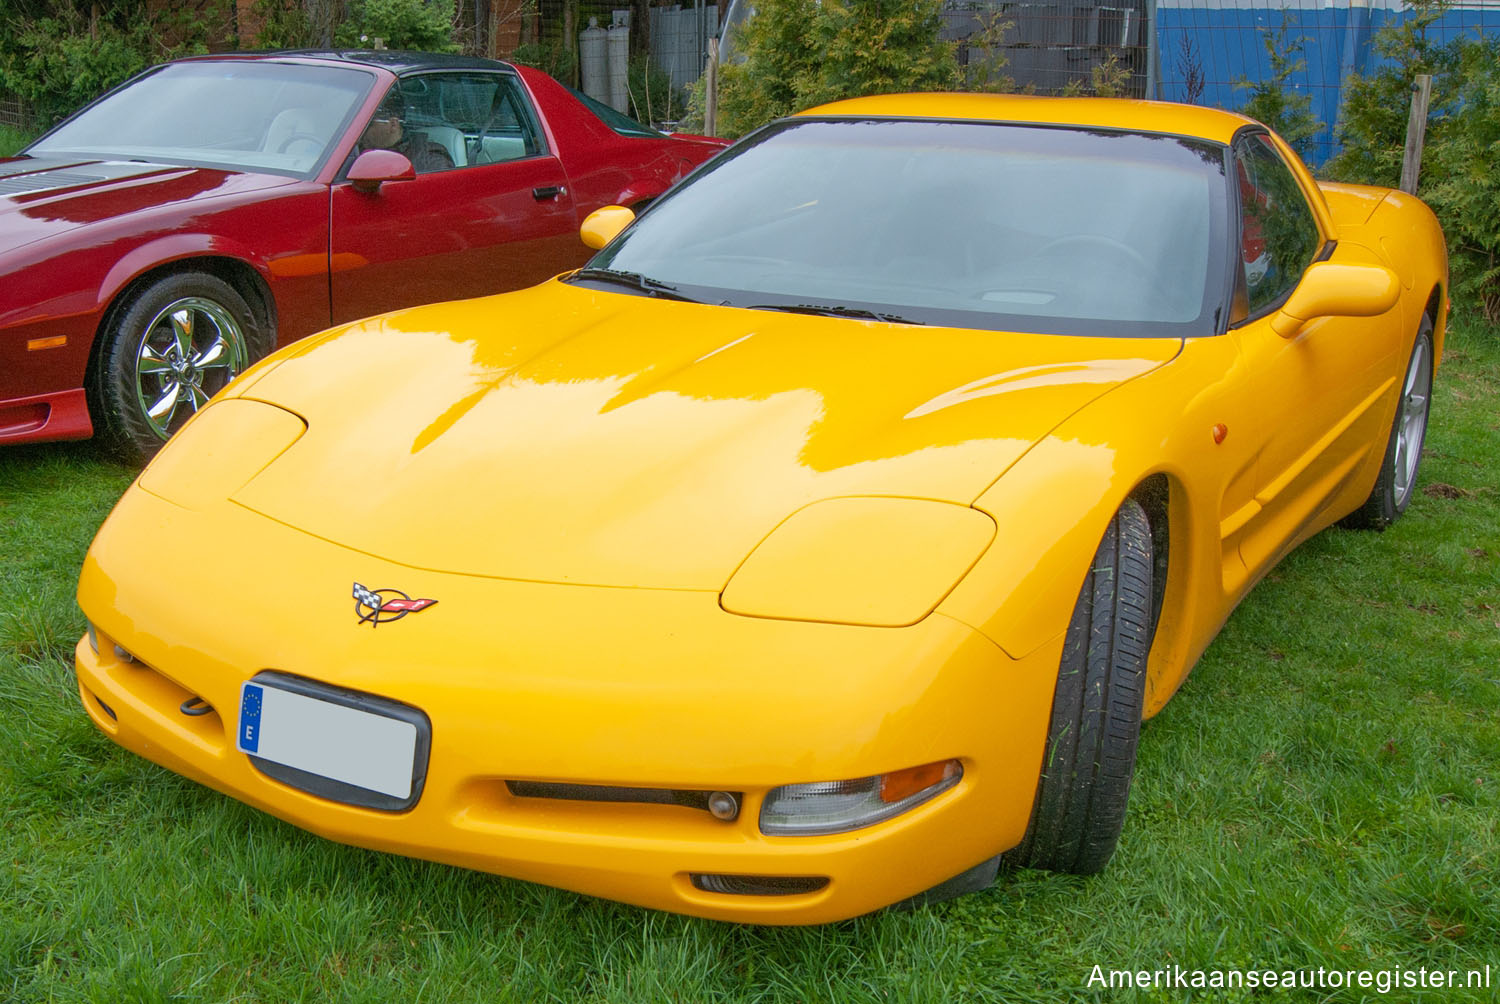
2,314 -> 1496,1003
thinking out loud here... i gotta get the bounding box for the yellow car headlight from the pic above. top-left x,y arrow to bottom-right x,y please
760,760 -> 964,836
138,398 -> 306,510
720,497 -> 995,627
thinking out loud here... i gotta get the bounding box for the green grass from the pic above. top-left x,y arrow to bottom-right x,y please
0,125 -> 38,157
3,317 -> 1497,1003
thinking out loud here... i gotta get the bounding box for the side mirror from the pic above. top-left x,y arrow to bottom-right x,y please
1271,261 -> 1401,338
580,205 -> 635,250
347,149 -> 416,193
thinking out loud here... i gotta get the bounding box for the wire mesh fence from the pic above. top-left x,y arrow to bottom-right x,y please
941,1 -> 1152,97
1159,0 -> 1500,164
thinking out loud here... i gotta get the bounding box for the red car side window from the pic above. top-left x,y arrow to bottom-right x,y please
380,72 -> 547,173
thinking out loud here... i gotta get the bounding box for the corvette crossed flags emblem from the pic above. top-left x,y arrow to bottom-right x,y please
352,582 -> 437,627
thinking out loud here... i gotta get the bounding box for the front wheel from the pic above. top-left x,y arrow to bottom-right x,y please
1006,498 -> 1153,875
95,272 -> 267,463
1342,315 -> 1434,530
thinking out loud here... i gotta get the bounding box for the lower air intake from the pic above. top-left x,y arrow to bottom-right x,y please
690,874 -> 830,896
506,780 -> 742,819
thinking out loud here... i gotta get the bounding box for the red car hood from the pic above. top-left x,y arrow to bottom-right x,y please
0,156 -> 300,255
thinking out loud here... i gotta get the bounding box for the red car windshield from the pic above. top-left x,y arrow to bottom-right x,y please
588,118 -> 1232,337
29,61 -> 376,179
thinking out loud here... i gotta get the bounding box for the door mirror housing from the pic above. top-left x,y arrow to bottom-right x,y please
580,205 -> 635,250
348,149 -> 417,193
1271,261 -> 1401,338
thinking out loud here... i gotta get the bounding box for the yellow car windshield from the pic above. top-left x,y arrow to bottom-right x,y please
588,118 -> 1230,337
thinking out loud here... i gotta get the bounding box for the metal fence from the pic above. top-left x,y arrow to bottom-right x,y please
941,0 -> 1152,97
1159,0 -> 1500,163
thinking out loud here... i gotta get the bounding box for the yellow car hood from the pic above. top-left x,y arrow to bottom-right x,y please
231,282 -> 1180,588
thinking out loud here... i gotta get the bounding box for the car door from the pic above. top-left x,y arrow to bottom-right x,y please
329,70 -> 584,325
1226,132 -> 1402,576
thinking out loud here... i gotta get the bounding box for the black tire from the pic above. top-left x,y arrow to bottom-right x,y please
1006,498 -> 1153,875
95,272 -> 268,463
1341,314 -> 1435,531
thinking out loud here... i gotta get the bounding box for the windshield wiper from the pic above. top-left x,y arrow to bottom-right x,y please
744,302 -> 926,325
568,267 -> 699,302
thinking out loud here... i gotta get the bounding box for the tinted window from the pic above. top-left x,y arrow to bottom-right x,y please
361,72 -> 545,174
566,85 -> 665,138
582,119 -> 1229,337
1234,133 -> 1321,315
29,61 -> 374,178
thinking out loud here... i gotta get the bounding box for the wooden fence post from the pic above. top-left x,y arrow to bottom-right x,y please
1400,74 -> 1433,195
705,38 -> 718,138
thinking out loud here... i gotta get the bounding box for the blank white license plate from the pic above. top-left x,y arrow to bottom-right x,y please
237,680 -> 417,799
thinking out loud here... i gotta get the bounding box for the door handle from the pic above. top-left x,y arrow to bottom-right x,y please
533,185 -> 566,200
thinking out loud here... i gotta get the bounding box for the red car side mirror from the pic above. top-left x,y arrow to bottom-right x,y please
348,149 -> 416,193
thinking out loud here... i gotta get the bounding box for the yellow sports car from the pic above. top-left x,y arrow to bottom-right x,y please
75,94 -> 1447,924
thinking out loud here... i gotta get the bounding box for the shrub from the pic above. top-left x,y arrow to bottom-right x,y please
1238,15 -> 1320,159
251,0 -> 317,49
0,3 -> 226,126
1324,0 -> 1458,186
0,18 -> 150,125
334,0 -> 456,52
626,53 -> 678,127
510,40 -> 578,88
713,0 -> 958,139
1421,38 -> 1500,323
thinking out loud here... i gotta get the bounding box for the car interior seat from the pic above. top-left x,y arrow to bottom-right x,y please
263,108 -> 322,158
420,125 -> 468,169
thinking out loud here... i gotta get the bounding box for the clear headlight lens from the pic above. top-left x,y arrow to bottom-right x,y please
760,759 -> 963,836
138,398 -> 305,509
722,498 -> 994,627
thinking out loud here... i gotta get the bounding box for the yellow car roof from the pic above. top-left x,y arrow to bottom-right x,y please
798,93 -> 1256,146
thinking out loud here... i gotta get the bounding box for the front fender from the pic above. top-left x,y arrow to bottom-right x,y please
96,233 -> 274,312
937,433 -> 1134,662
936,336 -> 1249,715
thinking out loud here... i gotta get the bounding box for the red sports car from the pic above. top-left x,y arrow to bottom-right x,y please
0,50 -> 726,459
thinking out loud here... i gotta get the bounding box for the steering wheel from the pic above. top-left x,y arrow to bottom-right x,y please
277,133 -> 324,155
1036,233 -> 1152,274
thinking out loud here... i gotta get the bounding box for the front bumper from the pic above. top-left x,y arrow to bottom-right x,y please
77,484 -> 1061,923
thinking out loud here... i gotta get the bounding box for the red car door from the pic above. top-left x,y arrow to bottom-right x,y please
329,70 -> 584,325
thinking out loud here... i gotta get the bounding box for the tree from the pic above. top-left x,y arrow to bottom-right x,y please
1237,14 -> 1320,159
1421,38 -> 1500,322
712,0 -> 958,139
1325,0 -> 1458,186
0,2 -> 231,125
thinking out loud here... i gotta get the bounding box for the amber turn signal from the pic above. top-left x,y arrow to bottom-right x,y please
879,759 -> 963,804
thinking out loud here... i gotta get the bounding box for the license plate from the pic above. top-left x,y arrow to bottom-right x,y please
238,678 -> 419,800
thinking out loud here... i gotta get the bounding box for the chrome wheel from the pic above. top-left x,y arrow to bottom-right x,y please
133,296 -> 249,440
1391,335 -> 1431,509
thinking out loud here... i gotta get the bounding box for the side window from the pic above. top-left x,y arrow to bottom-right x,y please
470,76 -> 546,165
1233,134 -> 1321,315
356,73 -> 545,175
356,79 -> 459,175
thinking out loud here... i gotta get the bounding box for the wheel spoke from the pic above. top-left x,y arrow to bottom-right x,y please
194,336 -> 231,371
188,384 -> 212,411
170,309 -> 194,359
138,343 -> 173,375
146,383 -> 181,424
